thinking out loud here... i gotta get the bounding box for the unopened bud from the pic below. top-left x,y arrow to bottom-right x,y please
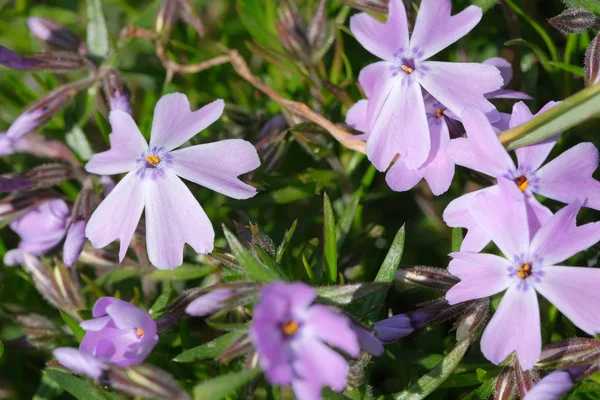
17,314 -> 62,349
155,0 -> 179,39
494,366 -> 518,400
216,334 -> 253,364
12,133 -> 79,165
549,8 -> 599,34
537,338 -> 600,369
0,46 -> 90,71
177,0 -> 205,37
343,0 -> 388,13
396,266 -> 460,290
63,220 -> 86,267
0,191 -> 54,224
27,17 -> 85,54
585,31 -> 600,87
102,69 -> 132,114
22,254 -> 84,317
277,0 -> 311,64
234,221 -> 276,257
7,78 -> 94,140
373,312 -> 434,344
108,364 -> 190,400
455,298 -> 489,341
0,164 -> 73,193
514,358 -> 535,398
307,0 -> 328,52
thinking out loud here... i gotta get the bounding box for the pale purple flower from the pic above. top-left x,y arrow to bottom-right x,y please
350,322 -> 384,356
6,108 -> 46,140
4,198 -> 69,266
483,57 -> 532,100
84,93 -> 261,269
63,220 -> 86,267
79,297 -> 158,368
185,289 -> 233,316
0,133 -> 14,156
442,101 -> 600,252
249,282 -> 360,400
349,0 -> 502,170
523,371 -> 574,400
346,94 -> 455,195
53,347 -> 107,380
446,179 -> 600,370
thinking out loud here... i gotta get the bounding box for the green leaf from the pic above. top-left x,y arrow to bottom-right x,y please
193,368 -> 261,400
471,0 -> 497,12
499,82 -> 600,149
66,125 -> 93,161
33,372 -> 63,400
147,264 -> 217,281
44,368 -> 118,400
362,225 -> 406,322
223,225 -> 282,282
317,282 -> 390,305
392,338 -> 473,400
548,61 -> 585,77
86,0 -> 110,59
236,0 -> 281,49
276,219 -> 297,263
149,288 -> 175,319
504,39 -> 552,72
336,190 -> 362,250
59,310 -> 85,342
0,340 -> 3,358
94,109 -> 111,145
94,268 -> 139,286
323,193 -> 338,284
451,228 -> 464,253
563,0 -> 600,15
174,330 -> 242,362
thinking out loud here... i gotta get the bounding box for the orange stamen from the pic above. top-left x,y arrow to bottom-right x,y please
282,321 -> 299,336
136,328 -> 144,338
145,154 -> 160,167
515,176 -> 529,191
436,108 -> 442,119
401,65 -> 414,74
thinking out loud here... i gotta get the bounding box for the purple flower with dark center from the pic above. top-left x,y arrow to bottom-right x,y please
446,179 -> 600,370
442,102 -> 600,252
523,371 -> 574,400
84,93 -> 261,269
79,297 -> 158,368
53,347 -> 107,380
250,282 -> 360,400
4,198 -> 69,266
349,0 -> 502,171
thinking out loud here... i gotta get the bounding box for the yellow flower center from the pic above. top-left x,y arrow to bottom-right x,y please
136,327 -> 144,338
435,108 -> 443,119
517,263 -> 532,279
145,154 -> 160,167
515,176 -> 529,191
401,65 -> 414,74
282,320 -> 299,336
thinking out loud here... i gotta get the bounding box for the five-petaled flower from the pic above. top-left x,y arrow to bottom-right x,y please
349,0 -> 502,171
445,179 -> 600,370
84,93 -> 261,269
443,103 -> 600,252
250,282 -> 360,400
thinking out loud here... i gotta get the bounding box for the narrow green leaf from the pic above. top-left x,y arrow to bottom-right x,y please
193,368 -> 261,400
276,219 -> 297,263
147,264 -> 217,281
362,225 -> 405,322
174,330 -> 242,362
223,225 -> 282,282
336,190 -> 361,250
44,368 -> 116,400
33,372 -> 63,400
149,288 -> 175,319
59,310 -> 85,342
0,340 -> 3,358
548,61 -> 585,77
393,338 -> 473,400
253,246 -> 289,281
504,39 -> 552,72
94,110 -> 111,145
323,193 -> 338,284
94,268 -> 139,286
317,282 -> 390,306
86,0 -> 110,59
499,82 -> 600,149
451,228 -> 464,253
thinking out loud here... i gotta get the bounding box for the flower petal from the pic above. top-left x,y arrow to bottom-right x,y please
144,171 -> 214,269
480,284 -> 541,370
366,79 -> 430,170
169,139 -> 260,200
469,178 -> 529,260
512,101 -> 561,172
53,347 -> 106,380
523,371 -> 574,400
535,142 -> 600,210
483,57 -> 514,87
185,289 -> 233,316
345,99 -> 369,134
85,171 -> 145,262
486,89 -> 533,100
447,108 -> 515,177
293,338 -> 349,392
445,252 -> 512,304
410,1 -> 482,59
418,62 -> 502,118
536,266 -> 600,336
349,0 -> 409,61
85,110 -> 148,175
106,298 -> 154,332
304,304 -> 360,357
421,120 -> 454,195
150,93 -> 224,152
384,160 -> 424,193
525,196 -> 553,240
373,314 -> 415,344
530,201 -> 600,266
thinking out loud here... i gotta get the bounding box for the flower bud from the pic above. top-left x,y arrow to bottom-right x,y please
0,164 -> 74,193
351,321 -> 384,356
11,133 -> 79,165
27,18 -> 85,53
549,8 -> 599,34
454,298 -> 489,341
7,78 -> 94,140
537,338 -> 600,369
177,0 -> 205,37
22,254 -> 84,316
102,69 -> 132,114
0,191 -> 54,224
343,0 -> 388,13
155,0 -> 179,39
17,314 -> 62,349
373,312 -> 436,344
585,31 -> 600,87
395,266 -> 460,290
276,0 -> 311,64
108,364 -> 190,400
494,366 -> 518,400
63,220 -> 86,267
0,46 -> 90,71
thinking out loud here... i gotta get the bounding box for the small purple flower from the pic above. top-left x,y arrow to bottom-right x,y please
63,220 -> 86,267
373,312 -> 435,344
84,93 -> 261,269
349,0 -> 502,170
442,102 -> 600,252
53,347 -> 107,380
523,371 -> 574,400
79,297 -> 158,368
250,282 -> 360,400
27,17 -> 84,53
446,179 -> 600,370
4,199 -> 69,266
185,289 -> 234,316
